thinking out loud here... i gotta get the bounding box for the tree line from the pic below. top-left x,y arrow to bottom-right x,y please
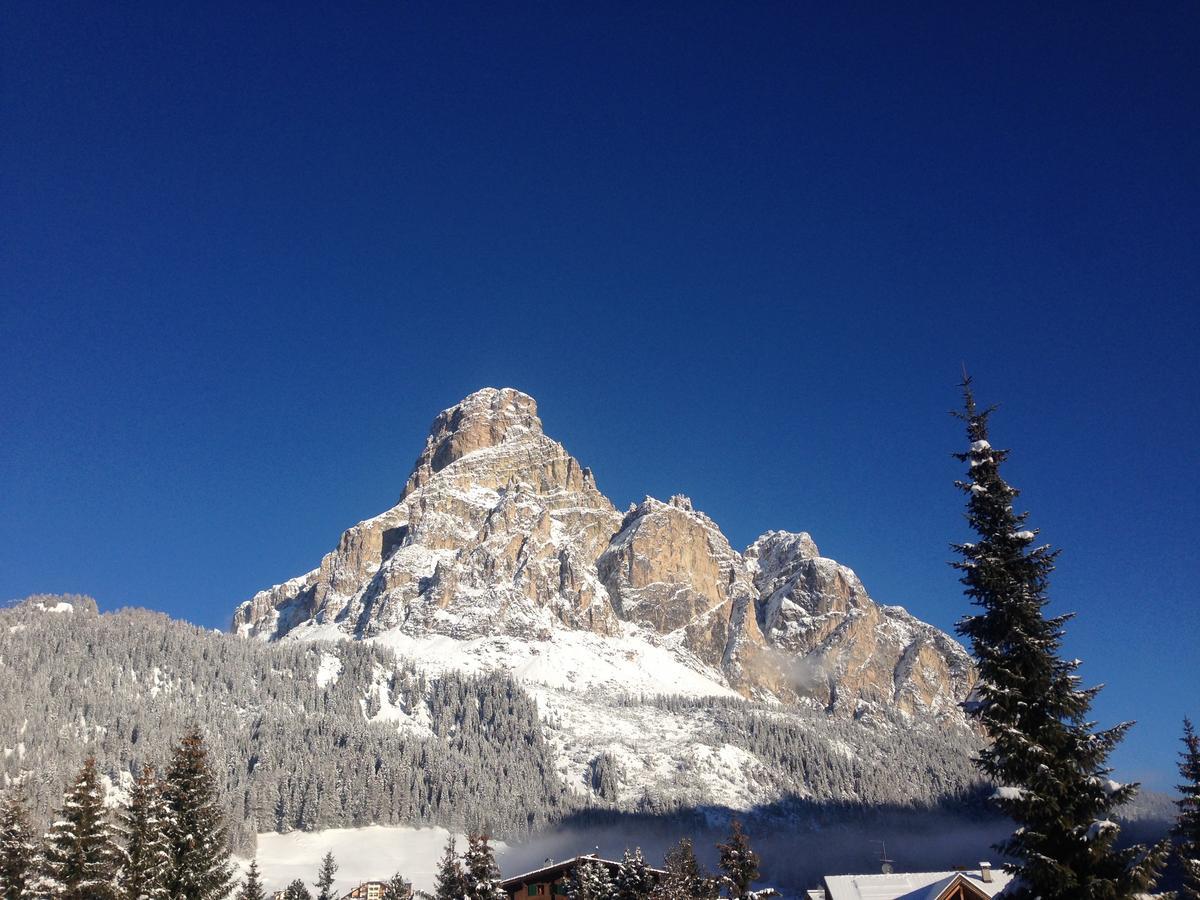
0,726 -> 233,900
239,819 -> 780,900
0,594 -> 990,853
0,606 -> 573,849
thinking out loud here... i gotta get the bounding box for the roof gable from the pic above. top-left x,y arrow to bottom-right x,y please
822,867 -> 1011,900
925,874 -> 992,900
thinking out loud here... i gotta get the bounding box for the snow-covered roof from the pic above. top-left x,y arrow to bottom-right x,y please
500,854 -> 665,888
821,867 -> 1012,900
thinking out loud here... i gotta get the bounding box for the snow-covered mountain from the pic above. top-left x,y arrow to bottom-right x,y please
235,387 -> 973,717
232,388 -> 979,808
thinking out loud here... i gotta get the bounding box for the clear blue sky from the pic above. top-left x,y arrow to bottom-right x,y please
3,3 -> 1196,788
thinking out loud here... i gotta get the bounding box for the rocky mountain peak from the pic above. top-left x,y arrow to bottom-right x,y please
744,530 -> 821,572
234,388 -> 975,723
401,387 -> 546,499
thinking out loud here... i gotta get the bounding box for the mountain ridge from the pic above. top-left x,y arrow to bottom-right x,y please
233,387 -> 975,722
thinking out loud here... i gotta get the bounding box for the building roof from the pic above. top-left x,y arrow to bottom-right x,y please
821,867 -> 1013,900
500,854 -> 665,889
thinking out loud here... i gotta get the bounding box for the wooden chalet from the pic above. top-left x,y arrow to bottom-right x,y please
500,854 -> 665,900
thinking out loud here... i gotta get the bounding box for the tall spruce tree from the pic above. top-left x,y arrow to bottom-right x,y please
0,791 -> 37,900
615,848 -> 655,900
461,835 -> 504,900
382,872 -> 412,900
1175,718 -> 1200,899
717,821 -> 759,900
656,838 -> 717,900
952,378 -> 1169,899
163,727 -> 235,900
37,757 -> 121,900
236,861 -> 266,900
314,851 -> 338,900
432,836 -> 466,900
117,764 -> 172,900
566,860 -> 615,900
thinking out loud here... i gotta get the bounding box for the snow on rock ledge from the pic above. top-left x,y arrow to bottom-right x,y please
231,387 -> 976,724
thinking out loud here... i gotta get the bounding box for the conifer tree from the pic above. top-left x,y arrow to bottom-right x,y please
382,872 -> 412,900
1175,717 -> 1200,899
615,848 -> 655,900
117,764 -> 171,900
283,878 -> 312,900
433,836 -> 466,900
461,834 -> 504,900
314,852 -> 338,900
236,861 -> 266,900
952,378 -> 1169,899
0,791 -> 37,900
38,757 -> 121,900
717,821 -> 759,900
566,860 -> 615,900
163,727 -> 235,900
656,839 -> 717,900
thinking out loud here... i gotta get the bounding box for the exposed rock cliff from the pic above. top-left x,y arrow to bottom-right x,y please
233,387 -> 974,722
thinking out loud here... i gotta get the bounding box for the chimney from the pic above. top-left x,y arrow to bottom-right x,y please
979,862 -> 993,883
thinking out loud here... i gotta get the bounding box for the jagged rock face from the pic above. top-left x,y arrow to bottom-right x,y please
746,532 -> 975,716
232,388 -> 621,642
233,387 -> 974,720
596,496 -> 781,695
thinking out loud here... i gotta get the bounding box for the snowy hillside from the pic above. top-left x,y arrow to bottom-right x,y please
231,388 -> 982,814
1,594 -> 982,852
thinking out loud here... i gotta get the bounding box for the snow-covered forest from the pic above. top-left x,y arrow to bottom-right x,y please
1,595 -> 992,855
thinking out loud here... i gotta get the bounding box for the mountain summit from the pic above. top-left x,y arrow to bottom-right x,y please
233,387 -> 973,721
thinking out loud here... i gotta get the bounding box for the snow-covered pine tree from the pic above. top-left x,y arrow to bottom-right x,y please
566,860 -> 615,900
282,878 -> 312,900
236,861 -> 266,900
37,757 -> 121,900
716,821 -> 759,900
117,764 -> 171,900
0,791 -> 37,900
656,838 -> 717,900
163,727 -> 235,900
952,378 -> 1169,899
615,848 -> 655,900
314,851 -> 338,900
1175,717 -> 1200,899
433,836 -> 466,900
381,872 -> 412,900
461,834 -> 504,900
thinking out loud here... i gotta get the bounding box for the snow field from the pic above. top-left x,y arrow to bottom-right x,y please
235,825 -> 508,896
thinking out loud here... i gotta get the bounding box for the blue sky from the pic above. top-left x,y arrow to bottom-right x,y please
3,3 -> 1197,788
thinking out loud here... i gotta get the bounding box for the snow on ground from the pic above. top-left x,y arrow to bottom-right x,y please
365,625 -> 775,806
360,664 -> 435,738
236,825 -> 508,896
100,770 -> 134,809
370,622 -> 738,699
34,600 -> 74,613
315,651 -> 342,688
283,622 -> 774,809
534,685 -> 778,809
